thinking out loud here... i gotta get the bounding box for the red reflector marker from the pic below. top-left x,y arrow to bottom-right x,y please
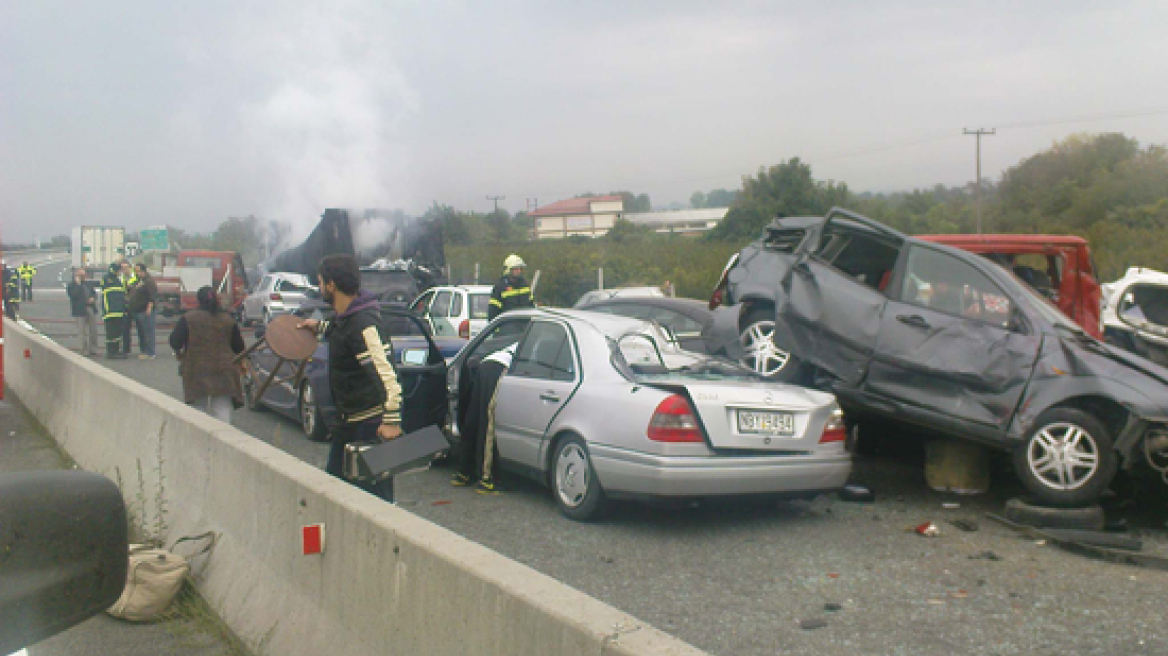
302,524 -> 325,555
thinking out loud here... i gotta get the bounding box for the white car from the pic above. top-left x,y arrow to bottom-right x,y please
411,285 -> 492,339
1102,266 -> 1168,365
240,272 -> 316,325
573,286 -> 665,308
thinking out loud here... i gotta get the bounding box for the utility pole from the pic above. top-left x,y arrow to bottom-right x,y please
486,195 -> 505,215
963,128 -> 995,234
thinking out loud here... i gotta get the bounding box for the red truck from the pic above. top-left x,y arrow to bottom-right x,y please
155,250 -> 249,317
919,235 -> 1102,339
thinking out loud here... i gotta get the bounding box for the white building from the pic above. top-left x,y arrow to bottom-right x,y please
531,195 -> 624,239
621,208 -> 730,235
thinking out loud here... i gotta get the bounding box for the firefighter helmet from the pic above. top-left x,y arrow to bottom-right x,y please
503,254 -> 526,271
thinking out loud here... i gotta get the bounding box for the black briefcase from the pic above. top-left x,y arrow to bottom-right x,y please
343,425 -> 448,483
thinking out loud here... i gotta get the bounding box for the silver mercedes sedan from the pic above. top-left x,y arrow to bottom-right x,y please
447,309 -> 853,520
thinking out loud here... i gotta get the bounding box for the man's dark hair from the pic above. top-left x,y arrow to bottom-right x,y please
196,286 -> 221,314
318,255 -> 361,295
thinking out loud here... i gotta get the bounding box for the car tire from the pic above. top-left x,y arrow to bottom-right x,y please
552,436 -> 606,521
300,382 -> 329,442
241,366 -> 261,412
739,308 -> 801,381
1013,408 -> 1117,508
1003,497 -> 1105,530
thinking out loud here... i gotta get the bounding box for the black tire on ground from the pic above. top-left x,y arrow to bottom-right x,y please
300,382 -> 329,442
739,308 -> 802,382
1012,407 -> 1117,508
1003,497 -> 1105,531
551,436 -> 607,521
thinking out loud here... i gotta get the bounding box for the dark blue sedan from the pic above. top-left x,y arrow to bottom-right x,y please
243,303 -> 464,441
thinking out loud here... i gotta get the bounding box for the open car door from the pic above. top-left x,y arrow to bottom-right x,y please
773,208 -> 902,386
383,308 -> 449,433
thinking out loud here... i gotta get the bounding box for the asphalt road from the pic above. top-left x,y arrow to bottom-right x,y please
14,270 -> 1168,656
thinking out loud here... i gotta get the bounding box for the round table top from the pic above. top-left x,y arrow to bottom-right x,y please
265,314 -> 319,360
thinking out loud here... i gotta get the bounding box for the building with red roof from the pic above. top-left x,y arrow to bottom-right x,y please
530,195 -> 624,239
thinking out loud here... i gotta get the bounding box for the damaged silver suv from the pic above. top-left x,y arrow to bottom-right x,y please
709,208 -> 1168,507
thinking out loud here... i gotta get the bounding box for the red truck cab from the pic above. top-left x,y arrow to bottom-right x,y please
919,235 -> 1102,339
155,251 -> 249,316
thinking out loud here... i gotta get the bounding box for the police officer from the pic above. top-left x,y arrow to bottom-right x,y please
487,254 -> 534,320
18,261 -> 36,302
100,264 -> 128,359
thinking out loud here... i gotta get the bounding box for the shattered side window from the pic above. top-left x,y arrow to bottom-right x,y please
901,247 -> 1014,327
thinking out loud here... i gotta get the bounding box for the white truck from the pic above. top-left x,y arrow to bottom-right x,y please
71,226 -> 126,272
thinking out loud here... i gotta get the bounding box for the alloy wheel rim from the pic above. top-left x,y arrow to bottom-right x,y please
556,444 -> 589,508
1027,422 -> 1100,490
301,385 -> 315,435
740,320 -> 790,376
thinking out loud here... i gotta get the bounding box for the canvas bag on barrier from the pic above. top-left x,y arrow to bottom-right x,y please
107,532 -> 215,622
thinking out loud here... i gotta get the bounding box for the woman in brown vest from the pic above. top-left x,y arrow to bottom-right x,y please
169,286 -> 245,423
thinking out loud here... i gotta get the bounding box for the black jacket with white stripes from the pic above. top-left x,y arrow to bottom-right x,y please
321,291 -> 402,425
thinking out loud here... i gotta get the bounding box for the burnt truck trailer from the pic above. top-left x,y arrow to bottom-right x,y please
262,209 -> 446,303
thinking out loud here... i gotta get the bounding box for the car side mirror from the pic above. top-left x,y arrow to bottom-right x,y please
0,471 -> 129,655
401,348 -> 429,366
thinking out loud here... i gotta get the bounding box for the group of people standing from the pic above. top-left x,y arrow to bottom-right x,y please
66,260 -> 158,359
1,260 -> 38,319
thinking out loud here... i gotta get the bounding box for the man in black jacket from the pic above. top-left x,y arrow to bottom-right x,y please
299,255 -> 403,500
66,268 -> 99,356
487,254 -> 533,320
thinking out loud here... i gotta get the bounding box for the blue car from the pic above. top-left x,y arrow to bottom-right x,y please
243,303 -> 464,441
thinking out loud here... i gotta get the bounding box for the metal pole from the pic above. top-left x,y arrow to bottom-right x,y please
964,128 -> 995,234
598,267 -> 604,291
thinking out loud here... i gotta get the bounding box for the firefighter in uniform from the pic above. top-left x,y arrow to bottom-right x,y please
18,261 -> 36,302
487,254 -> 533,321
100,264 -> 128,359
3,266 -> 20,319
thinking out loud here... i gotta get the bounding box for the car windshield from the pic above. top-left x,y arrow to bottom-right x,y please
277,278 -> 311,293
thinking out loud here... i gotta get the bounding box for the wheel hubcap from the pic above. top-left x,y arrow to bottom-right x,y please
740,320 -> 790,376
556,444 -> 589,508
1027,422 -> 1100,490
301,385 -> 315,434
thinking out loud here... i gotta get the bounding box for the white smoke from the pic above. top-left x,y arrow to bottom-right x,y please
234,1 -> 421,243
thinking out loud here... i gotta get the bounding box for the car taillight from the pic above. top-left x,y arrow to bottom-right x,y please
708,253 -> 739,310
458,319 -> 470,339
270,293 -> 282,301
709,286 -> 724,310
819,408 -> 847,444
647,394 -> 704,443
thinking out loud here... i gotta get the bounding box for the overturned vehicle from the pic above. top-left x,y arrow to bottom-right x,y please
709,207 -> 1168,507
1102,267 -> 1168,367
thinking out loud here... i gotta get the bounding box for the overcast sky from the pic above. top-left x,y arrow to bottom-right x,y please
3,0 -> 1167,242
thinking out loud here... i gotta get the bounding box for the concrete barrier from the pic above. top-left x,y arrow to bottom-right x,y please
3,318 -> 708,656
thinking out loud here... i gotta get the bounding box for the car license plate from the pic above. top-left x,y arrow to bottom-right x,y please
737,410 -> 794,435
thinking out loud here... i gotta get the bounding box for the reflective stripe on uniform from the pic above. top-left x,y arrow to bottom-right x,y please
488,298 -> 503,307
500,287 -> 530,298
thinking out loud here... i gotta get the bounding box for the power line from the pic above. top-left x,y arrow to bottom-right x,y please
506,106 -> 1168,203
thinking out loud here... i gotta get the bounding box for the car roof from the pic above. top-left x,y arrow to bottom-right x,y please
425,285 -> 492,294
920,234 -> 1089,249
580,296 -> 712,318
504,307 -> 662,338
